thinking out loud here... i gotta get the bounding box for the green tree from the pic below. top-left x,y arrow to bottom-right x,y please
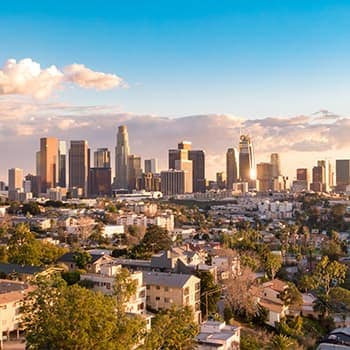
73,250 -> 92,270
263,252 -> 282,280
22,275 -> 146,350
279,282 -> 303,307
0,245 -> 8,263
22,202 -> 41,216
40,243 -> 68,266
196,271 -> 220,318
113,267 -> 137,314
144,306 -> 199,350
131,225 -> 172,259
311,256 -> 347,296
268,334 -> 297,350
8,223 -> 41,266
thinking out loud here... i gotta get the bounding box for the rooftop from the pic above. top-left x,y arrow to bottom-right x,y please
142,271 -> 199,288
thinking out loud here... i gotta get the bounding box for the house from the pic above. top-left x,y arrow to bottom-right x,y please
317,326 -> 350,350
196,320 -> 240,350
142,271 -> 201,323
0,279 -> 33,343
57,252 -> 114,272
80,263 -> 146,315
0,263 -> 43,281
257,279 -> 289,327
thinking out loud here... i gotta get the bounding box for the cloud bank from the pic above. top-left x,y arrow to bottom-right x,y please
0,98 -> 349,182
0,58 -> 125,99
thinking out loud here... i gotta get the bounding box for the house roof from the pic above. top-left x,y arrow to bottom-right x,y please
0,263 -> 43,275
263,279 -> 288,292
259,298 -> 285,313
143,271 -> 199,288
57,252 -> 105,264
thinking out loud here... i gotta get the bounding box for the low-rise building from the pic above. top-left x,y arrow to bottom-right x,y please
142,271 -> 201,323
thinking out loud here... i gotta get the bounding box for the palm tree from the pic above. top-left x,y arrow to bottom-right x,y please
268,334 -> 296,350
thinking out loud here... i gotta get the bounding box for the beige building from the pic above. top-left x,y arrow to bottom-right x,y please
0,280 -> 33,346
142,271 -> 201,323
39,137 -> 58,192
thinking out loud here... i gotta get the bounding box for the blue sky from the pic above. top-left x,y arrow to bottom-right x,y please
1,0 -> 350,117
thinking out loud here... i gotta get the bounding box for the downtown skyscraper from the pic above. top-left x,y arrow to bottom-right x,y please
115,125 -> 130,189
238,134 -> 255,182
38,137 -> 58,193
226,148 -> 239,190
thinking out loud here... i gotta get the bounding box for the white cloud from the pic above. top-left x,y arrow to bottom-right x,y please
0,58 -> 125,99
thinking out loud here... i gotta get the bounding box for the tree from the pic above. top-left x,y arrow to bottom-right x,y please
22,275 -> 146,350
39,243 -> 68,266
22,202 -> 41,216
263,252 -> 282,280
73,250 -> 92,270
8,223 -> 41,266
268,334 -> 297,350
196,271 -> 220,318
311,256 -> 347,296
131,225 -> 172,259
224,267 -> 262,320
0,245 -> 7,263
113,267 -> 137,314
279,282 -> 303,307
144,306 -> 199,350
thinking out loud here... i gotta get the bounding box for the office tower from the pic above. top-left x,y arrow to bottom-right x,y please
25,174 -> 42,197
36,151 -> 41,176
270,153 -> 281,178
58,140 -> 67,188
296,168 -> 308,181
8,168 -> 23,191
178,141 -> 192,150
69,140 -> 90,196
115,125 -> 130,189
238,134 -> 255,182
175,159 -> 193,193
160,170 -> 185,196
216,172 -> 226,189
226,148 -> 239,190
138,173 -> 161,192
94,148 -> 111,168
39,137 -> 58,192
127,155 -> 142,191
256,162 -> 273,192
88,168 -> 112,197
317,160 -> 332,191
336,160 -> 350,191
189,150 -> 205,193
144,158 -> 159,174
23,180 -> 31,193
310,165 -> 326,192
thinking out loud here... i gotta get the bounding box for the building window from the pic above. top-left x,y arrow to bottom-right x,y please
156,285 -> 161,290
156,297 -> 160,301
184,287 -> 189,296
164,297 -> 170,303
146,285 -> 150,290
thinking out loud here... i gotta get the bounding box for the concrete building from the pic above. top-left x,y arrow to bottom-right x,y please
115,125 -> 130,189
128,154 -> 142,191
142,271 -> 201,323
69,140 -> 90,196
216,172 -> 226,189
175,159 -> 193,193
226,148 -> 239,190
8,168 -> 23,192
160,170 -> 185,196
310,165 -> 326,192
270,153 -> 281,178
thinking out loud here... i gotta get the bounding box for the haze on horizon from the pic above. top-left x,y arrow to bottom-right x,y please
1,1 -> 350,181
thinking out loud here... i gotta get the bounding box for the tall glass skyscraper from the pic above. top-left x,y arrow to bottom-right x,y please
58,140 -> 67,188
238,134 -> 255,182
226,148 -> 239,190
115,125 -> 130,189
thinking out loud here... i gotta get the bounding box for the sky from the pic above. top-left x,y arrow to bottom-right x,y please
1,1 -> 350,181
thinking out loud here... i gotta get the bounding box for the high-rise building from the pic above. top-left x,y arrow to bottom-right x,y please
94,148 -> 111,168
317,160 -> 332,192
138,173 -> 161,192
226,148 -> 239,190
58,140 -> 67,188
188,150 -> 205,193
39,137 -> 58,192
160,170 -> 185,196
178,141 -> 192,150
25,174 -> 42,197
175,159 -> 192,193
8,168 -> 23,192
256,162 -> 273,192
69,140 -> 90,196
127,155 -> 142,191
238,134 -> 255,182
144,158 -> 159,174
310,165 -> 326,192
270,153 -> 281,178
88,168 -> 112,197
336,159 -> 350,191
296,168 -> 308,181
216,172 -> 226,189
115,125 -> 130,189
